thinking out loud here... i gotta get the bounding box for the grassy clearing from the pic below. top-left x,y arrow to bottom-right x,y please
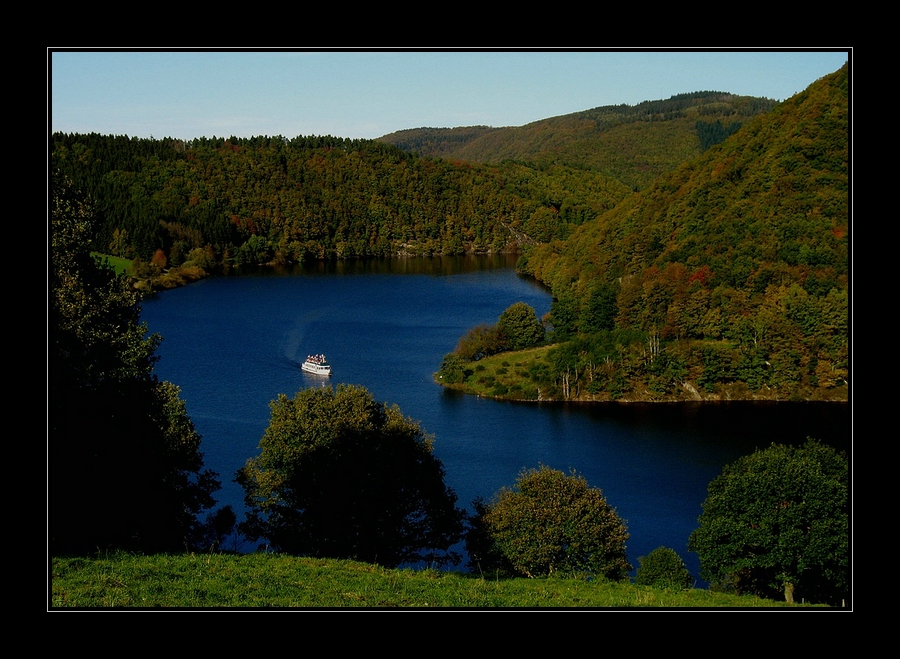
50,552 -> 822,609
92,253 -> 133,277
439,346 -> 555,401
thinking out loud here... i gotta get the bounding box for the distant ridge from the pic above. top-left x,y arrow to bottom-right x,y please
378,92 -> 779,191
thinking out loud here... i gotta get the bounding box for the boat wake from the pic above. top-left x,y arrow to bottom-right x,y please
282,309 -> 325,364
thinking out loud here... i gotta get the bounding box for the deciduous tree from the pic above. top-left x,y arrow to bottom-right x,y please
497,302 -> 545,350
688,439 -> 849,605
50,170 -> 221,554
435,353 -> 467,384
454,323 -> 507,361
237,384 -> 465,567
468,466 -> 631,579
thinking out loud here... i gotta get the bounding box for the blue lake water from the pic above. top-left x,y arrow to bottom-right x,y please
140,256 -> 850,582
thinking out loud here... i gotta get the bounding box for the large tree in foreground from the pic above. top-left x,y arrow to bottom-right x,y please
50,170 -> 221,554
688,439 -> 849,605
467,466 -> 632,579
236,384 -> 466,567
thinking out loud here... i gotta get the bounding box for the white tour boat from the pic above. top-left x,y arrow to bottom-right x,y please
301,354 -> 332,376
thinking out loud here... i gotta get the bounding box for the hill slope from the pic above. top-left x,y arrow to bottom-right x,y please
378,92 -> 779,191
523,64 -> 848,297
52,64 -> 849,400
531,67 -> 849,286
439,63 -> 849,403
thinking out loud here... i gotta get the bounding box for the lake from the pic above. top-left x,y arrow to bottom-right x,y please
140,255 -> 850,582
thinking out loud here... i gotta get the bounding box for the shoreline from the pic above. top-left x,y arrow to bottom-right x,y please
436,378 -> 849,405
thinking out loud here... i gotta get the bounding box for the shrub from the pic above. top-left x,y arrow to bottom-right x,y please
436,353 -> 466,384
635,547 -> 694,590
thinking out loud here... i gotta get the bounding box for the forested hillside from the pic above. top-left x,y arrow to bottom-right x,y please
378,92 -> 778,191
50,134 -> 630,275
50,63 -> 848,401
507,63 -> 849,401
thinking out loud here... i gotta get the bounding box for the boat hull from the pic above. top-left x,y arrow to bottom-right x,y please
301,362 -> 332,376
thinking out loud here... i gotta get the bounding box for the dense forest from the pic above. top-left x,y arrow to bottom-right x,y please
514,63 -> 848,402
50,133 -> 630,272
50,63 -> 849,402
50,91 -> 773,271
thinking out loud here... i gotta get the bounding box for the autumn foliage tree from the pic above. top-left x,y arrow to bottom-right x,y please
150,248 -> 167,270
454,323 -> 507,361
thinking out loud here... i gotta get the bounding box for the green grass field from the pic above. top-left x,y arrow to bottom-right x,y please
92,253 -> 133,277
438,346 -> 554,400
50,552 -> 821,609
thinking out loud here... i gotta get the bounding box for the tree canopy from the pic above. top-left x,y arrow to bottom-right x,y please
494,64 -> 848,402
497,301 -> 545,350
49,170 -> 221,554
236,384 -> 465,567
50,132 -> 624,268
467,466 -> 632,580
634,546 -> 694,590
688,439 -> 849,605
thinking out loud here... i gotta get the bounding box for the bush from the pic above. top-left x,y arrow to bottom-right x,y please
490,383 -> 508,396
467,466 -> 632,579
436,353 -> 466,384
635,547 -> 694,590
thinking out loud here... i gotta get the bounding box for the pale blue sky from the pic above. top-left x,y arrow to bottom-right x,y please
49,49 -> 850,141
